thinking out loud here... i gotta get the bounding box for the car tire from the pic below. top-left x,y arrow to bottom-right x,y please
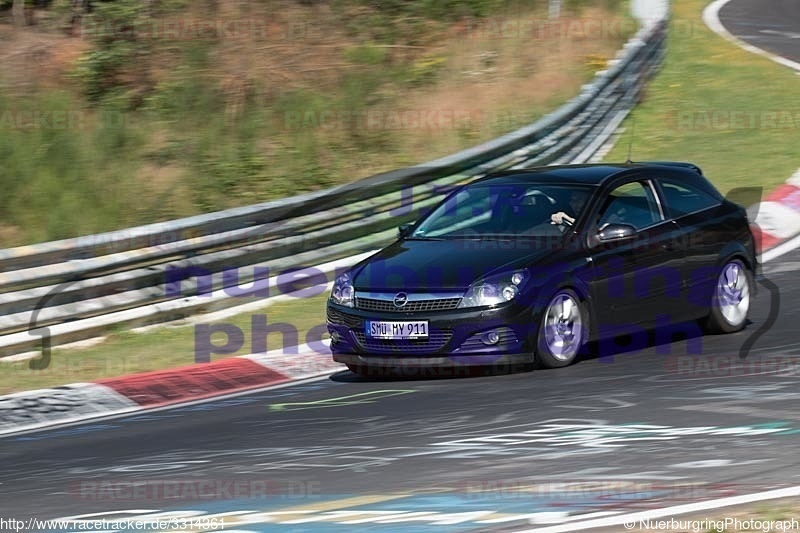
704,259 -> 752,334
535,289 -> 588,368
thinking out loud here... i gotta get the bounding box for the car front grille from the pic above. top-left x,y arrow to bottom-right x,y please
355,297 -> 462,313
353,330 -> 453,354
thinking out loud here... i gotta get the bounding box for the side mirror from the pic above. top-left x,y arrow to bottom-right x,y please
597,223 -> 637,242
398,224 -> 413,239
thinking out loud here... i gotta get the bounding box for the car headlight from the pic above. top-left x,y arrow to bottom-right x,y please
458,271 -> 527,308
330,272 -> 354,307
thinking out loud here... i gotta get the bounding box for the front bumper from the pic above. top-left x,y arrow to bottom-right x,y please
327,300 -> 535,367
333,352 -> 535,370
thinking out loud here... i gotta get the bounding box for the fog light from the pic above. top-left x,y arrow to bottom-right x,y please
330,330 -> 341,344
482,330 -> 500,345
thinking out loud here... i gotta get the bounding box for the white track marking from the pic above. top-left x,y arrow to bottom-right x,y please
0,374 -> 334,439
518,485 -> 800,532
703,0 -> 800,73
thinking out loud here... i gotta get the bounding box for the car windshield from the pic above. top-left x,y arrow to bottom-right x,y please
411,183 -> 593,239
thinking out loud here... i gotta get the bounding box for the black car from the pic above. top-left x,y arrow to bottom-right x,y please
327,163 -> 756,374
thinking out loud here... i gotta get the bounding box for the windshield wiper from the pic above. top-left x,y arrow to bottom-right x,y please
404,235 -> 447,241
469,234 -> 516,240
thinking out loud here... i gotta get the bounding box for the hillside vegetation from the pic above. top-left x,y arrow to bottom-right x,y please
0,0 -> 629,246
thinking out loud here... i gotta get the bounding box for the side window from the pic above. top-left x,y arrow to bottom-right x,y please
597,181 -> 662,230
659,180 -> 720,217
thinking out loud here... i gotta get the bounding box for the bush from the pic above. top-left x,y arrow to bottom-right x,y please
343,44 -> 388,65
0,91 -> 145,242
75,1 -> 137,101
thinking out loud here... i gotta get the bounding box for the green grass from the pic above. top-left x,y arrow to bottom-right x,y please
0,91 -> 152,242
604,0 -> 800,195
0,292 -> 330,395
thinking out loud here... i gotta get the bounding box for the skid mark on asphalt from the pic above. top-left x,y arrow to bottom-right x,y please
269,390 -> 417,412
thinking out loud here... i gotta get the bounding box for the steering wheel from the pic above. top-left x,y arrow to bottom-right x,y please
524,190 -> 557,207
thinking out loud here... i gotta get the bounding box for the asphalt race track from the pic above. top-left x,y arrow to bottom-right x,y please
3,3 -> 800,531
719,0 -> 800,62
0,245 -> 798,531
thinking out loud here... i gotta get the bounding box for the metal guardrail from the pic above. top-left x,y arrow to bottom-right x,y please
0,16 -> 667,358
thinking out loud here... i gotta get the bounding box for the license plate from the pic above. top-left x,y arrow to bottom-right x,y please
366,320 -> 429,339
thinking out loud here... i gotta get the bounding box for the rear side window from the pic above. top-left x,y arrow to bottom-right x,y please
597,181 -> 663,230
659,180 -> 720,217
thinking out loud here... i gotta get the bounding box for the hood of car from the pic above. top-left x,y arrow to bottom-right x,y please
352,238 -> 556,291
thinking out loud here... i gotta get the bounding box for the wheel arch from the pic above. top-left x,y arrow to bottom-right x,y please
717,241 -> 756,273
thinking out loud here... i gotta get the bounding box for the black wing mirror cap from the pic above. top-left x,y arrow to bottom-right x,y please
597,223 -> 637,242
398,224 -> 413,239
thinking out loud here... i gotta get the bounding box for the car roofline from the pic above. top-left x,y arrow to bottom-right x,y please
473,161 -> 703,187
640,161 -> 703,175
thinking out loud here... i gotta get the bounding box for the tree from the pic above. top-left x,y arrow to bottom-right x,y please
13,0 -> 26,26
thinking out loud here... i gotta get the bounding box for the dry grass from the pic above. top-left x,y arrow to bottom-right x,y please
0,23 -> 87,93
0,1 -> 631,246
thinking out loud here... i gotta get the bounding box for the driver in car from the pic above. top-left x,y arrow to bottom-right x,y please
550,190 -> 588,226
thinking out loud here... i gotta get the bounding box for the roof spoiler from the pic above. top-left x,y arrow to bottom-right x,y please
643,161 -> 703,175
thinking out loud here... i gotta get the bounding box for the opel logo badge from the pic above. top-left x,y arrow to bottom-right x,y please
393,292 -> 408,308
